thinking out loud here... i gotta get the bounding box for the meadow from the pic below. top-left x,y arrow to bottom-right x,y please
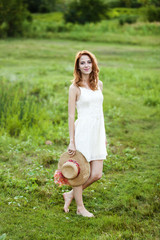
0,29 -> 160,239
25,12 -> 160,46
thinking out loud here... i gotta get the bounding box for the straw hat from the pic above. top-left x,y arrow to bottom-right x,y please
57,150 -> 90,187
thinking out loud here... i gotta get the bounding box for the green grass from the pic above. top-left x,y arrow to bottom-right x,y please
23,12 -> 160,46
0,38 -> 160,239
33,12 -> 63,22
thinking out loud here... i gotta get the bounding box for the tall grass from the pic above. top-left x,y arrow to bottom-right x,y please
30,17 -> 160,36
0,79 -> 40,137
0,77 -> 69,144
22,12 -> 160,46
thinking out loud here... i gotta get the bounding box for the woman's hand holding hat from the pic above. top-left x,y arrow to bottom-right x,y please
67,142 -> 76,157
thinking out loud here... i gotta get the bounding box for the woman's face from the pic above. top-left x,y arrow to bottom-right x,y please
78,55 -> 92,75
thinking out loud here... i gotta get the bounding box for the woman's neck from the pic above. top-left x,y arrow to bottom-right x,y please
81,74 -> 89,84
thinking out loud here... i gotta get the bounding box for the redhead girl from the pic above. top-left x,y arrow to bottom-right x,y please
63,50 -> 108,217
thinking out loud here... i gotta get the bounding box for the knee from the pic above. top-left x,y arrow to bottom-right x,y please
91,172 -> 102,182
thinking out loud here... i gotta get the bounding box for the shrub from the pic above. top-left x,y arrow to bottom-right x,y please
0,0 -> 31,37
119,15 -> 138,25
108,0 -> 160,8
64,0 -> 109,24
24,0 -> 56,13
46,22 -> 73,32
145,6 -> 160,22
119,0 -> 142,8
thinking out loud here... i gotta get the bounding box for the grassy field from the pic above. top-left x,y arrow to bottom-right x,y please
24,12 -> 160,47
0,38 -> 160,239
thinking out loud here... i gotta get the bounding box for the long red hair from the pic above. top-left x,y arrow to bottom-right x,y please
72,50 -> 99,90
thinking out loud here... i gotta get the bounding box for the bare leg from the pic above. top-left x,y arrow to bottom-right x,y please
63,160 -> 103,212
83,160 -> 103,189
73,185 -> 94,217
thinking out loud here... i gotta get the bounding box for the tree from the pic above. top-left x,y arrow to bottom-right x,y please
108,0 -> 160,8
64,0 -> 109,24
24,0 -> 56,13
138,0 -> 160,7
0,0 -> 30,37
119,0 -> 142,8
145,5 -> 160,21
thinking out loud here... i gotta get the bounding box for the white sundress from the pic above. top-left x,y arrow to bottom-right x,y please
75,86 -> 108,162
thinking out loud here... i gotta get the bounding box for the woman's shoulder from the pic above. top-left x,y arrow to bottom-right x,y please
69,83 -> 80,93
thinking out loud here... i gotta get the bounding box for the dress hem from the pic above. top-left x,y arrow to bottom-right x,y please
87,154 -> 108,162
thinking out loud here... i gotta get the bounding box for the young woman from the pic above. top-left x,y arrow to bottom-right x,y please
63,50 -> 108,217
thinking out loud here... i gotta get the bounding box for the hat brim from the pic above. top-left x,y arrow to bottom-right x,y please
58,151 -> 90,187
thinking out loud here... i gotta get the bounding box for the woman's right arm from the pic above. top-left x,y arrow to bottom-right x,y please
67,84 -> 77,156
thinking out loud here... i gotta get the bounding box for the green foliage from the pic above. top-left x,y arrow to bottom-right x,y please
107,0 -> 160,8
54,0 -> 70,12
139,0 -> 160,7
0,234 -> 6,240
33,12 -> 63,22
0,75 -> 70,144
64,0 -> 109,24
0,0 -> 31,37
145,5 -> 160,22
119,14 -> 138,25
109,7 -> 139,18
119,0 -> 142,8
0,79 -> 41,137
24,0 -> 56,13
29,13 -> 160,45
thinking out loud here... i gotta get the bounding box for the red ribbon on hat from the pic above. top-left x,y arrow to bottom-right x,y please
54,159 -> 80,187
